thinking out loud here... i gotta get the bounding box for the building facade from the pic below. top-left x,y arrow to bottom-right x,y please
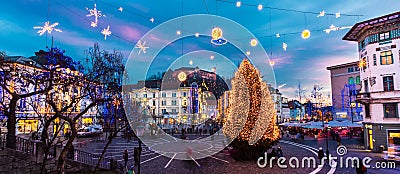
0,54 -> 98,135
343,11 -> 400,152
327,61 -> 363,120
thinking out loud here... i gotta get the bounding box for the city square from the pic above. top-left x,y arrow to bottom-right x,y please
1,0 -> 400,174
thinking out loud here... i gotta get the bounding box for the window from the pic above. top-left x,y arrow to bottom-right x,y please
162,92 -> 166,97
143,94 -> 147,98
171,109 -> 177,113
356,76 -> 361,84
171,100 -> 177,106
162,109 -> 167,114
348,77 -> 355,84
365,104 -> 371,118
379,32 -> 390,41
373,54 -> 377,66
172,93 -> 176,97
152,100 -> 156,106
383,103 -> 398,118
183,92 -> 187,97
153,93 -> 156,98
380,51 -> 393,65
383,76 -> 394,91
355,66 -> 360,71
161,100 -> 166,106
347,67 -> 354,73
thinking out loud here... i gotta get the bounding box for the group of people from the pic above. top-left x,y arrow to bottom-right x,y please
123,147 -> 142,169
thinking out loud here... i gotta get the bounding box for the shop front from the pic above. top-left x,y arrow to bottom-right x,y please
387,129 -> 400,158
17,119 -> 39,134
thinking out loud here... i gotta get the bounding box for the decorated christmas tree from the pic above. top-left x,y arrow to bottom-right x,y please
223,59 -> 280,160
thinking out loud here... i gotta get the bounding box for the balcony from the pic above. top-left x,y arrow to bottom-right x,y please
356,92 -> 371,104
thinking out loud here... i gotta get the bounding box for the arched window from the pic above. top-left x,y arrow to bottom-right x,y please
356,76 -> 361,84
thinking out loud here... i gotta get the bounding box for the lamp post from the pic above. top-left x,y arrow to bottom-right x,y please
136,127 -> 144,174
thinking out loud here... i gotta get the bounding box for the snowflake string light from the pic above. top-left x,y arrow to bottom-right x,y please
34,21 -> 62,36
335,12 -> 341,18
118,7 -> 123,12
101,25 -> 111,40
317,10 -> 325,17
282,42 -> 287,51
323,24 -> 352,34
86,4 -> 105,27
276,33 -> 280,38
135,40 -> 149,55
150,17 -> 155,23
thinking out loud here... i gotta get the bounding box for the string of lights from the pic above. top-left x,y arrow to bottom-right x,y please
216,0 -> 363,17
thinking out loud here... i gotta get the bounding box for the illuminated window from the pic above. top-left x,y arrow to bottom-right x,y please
380,51 -> 393,65
348,77 -> 355,84
379,32 -> 390,41
383,76 -> 394,91
356,76 -> 361,84
383,103 -> 398,118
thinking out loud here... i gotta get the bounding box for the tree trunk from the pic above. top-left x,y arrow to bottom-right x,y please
6,97 -> 18,149
95,125 -> 126,173
56,122 -> 77,173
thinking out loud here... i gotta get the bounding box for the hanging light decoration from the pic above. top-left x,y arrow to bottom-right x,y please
282,42 -> 287,51
317,10 -> 325,17
211,27 -> 227,45
178,72 -> 187,82
258,4 -> 263,11
236,1 -> 241,7
176,30 -> 181,35
250,39 -> 258,47
301,29 -> 311,39
335,12 -> 341,18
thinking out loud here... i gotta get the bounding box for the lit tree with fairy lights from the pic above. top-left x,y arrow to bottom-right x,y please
223,59 -> 280,160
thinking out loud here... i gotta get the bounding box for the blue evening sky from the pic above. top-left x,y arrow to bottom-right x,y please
1,0 -> 399,100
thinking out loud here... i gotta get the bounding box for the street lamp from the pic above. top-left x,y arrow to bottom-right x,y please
136,126 -> 144,174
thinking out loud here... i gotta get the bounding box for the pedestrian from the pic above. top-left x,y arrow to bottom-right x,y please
123,149 -> 129,168
134,147 -> 140,167
277,146 -> 283,158
337,135 -> 341,146
317,147 -> 324,164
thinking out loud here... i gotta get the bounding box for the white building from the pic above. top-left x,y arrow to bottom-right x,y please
343,11 -> 400,152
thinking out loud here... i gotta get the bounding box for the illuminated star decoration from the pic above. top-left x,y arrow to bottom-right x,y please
282,42 -> 287,51
86,4 -> 105,27
276,33 -> 280,38
34,21 -> 62,36
101,25 -> 111,40
150,17 -> 155,23
118,7 -> 123,12
335,12 -> 341,18
323,24 -> 352,34
211,27 -> 227,45
317,10 -> 325,17
135,40 -> 149,55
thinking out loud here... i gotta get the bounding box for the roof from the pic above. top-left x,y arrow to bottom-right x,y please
343,11 -> 400,41
326,61 -> 359,70
3,56 -> 45,69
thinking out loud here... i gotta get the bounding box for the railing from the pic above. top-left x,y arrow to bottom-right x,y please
70,149 -> 113,170
15,135 -> 35,155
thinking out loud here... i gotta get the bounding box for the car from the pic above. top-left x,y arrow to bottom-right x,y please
77,127 -> 94,138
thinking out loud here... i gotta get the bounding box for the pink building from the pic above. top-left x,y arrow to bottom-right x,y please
327,61 -> 361,119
